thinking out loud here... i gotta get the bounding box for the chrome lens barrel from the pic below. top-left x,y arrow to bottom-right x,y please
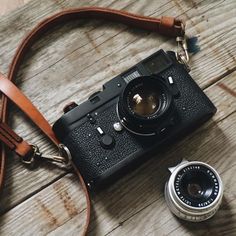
165,161 -> 223,222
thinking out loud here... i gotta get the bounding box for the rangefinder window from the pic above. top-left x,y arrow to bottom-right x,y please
143,51 -> 172,74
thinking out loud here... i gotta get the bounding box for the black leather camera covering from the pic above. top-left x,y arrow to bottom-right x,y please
53,50 -> 216,190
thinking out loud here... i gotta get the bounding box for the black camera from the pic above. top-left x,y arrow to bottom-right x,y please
53,50 -> 216,190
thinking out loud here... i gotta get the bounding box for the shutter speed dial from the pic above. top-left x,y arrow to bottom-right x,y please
100,134 -> 115,149
96,127 -> 115,149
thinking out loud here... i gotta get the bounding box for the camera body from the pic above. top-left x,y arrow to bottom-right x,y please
53,50 -> 216,190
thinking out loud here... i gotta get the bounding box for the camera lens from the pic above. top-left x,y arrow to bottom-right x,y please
118,76 -> 174,135
128,83 -> 160,117
165,161 -> 223,222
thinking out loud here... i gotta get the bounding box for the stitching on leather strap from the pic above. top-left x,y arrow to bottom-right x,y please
0,123 -> 19,149
0,123 -> 22,142
0,131 -> 16,149
0,123 -> 33,157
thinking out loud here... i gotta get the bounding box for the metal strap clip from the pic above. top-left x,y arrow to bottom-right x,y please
21,144 -> 72,168
175,36 -> 190,71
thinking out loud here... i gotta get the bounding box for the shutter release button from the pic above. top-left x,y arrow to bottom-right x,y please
100,134 -> 115,149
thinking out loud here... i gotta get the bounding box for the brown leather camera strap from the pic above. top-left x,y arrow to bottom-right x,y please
0,7 -> 185,235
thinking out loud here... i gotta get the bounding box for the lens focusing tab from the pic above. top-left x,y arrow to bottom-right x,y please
165,160 -> 223,222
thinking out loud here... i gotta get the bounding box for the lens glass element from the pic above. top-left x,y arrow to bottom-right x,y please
128,83 -> 160,117
187,183 -> 202,198
181,170 -> 213,200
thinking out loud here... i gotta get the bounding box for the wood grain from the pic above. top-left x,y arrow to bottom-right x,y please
0,0 -> 205,213
0,0 -> 31,15
0,174 -> 87,235
0,0 -> 235,235
1,71 -> 236,235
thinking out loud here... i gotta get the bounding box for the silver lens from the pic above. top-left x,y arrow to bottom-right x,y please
165,160 -> 223,222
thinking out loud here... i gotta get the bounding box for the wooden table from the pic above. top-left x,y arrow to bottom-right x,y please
0,0 -> 235,235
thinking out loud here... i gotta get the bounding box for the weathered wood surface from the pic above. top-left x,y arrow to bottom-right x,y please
0,0 -> 30,15
0,0 -> 235,235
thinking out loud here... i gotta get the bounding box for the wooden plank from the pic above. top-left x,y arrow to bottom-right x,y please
0,0 -> 235,235
0,0 -> 204,213
88,71 -> 236,235
0,0 -> 31,16
0,173 -> 87,236
0,0 -> 228,212
103,119 -> 236,236
6,0 -> 235,87
1,71 -> 236,235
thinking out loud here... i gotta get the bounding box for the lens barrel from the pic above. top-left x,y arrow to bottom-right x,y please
165,160 -> 223,222
117,76 -> 174,136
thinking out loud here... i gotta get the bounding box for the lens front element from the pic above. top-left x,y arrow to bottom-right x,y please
187,182 -> 204,198
165,161 -> 223,222
129,83 -> 160,117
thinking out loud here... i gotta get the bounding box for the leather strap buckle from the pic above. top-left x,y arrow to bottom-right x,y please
159,16 -> 185,37
21,144 -> 72,168
21,145 -> 39,165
